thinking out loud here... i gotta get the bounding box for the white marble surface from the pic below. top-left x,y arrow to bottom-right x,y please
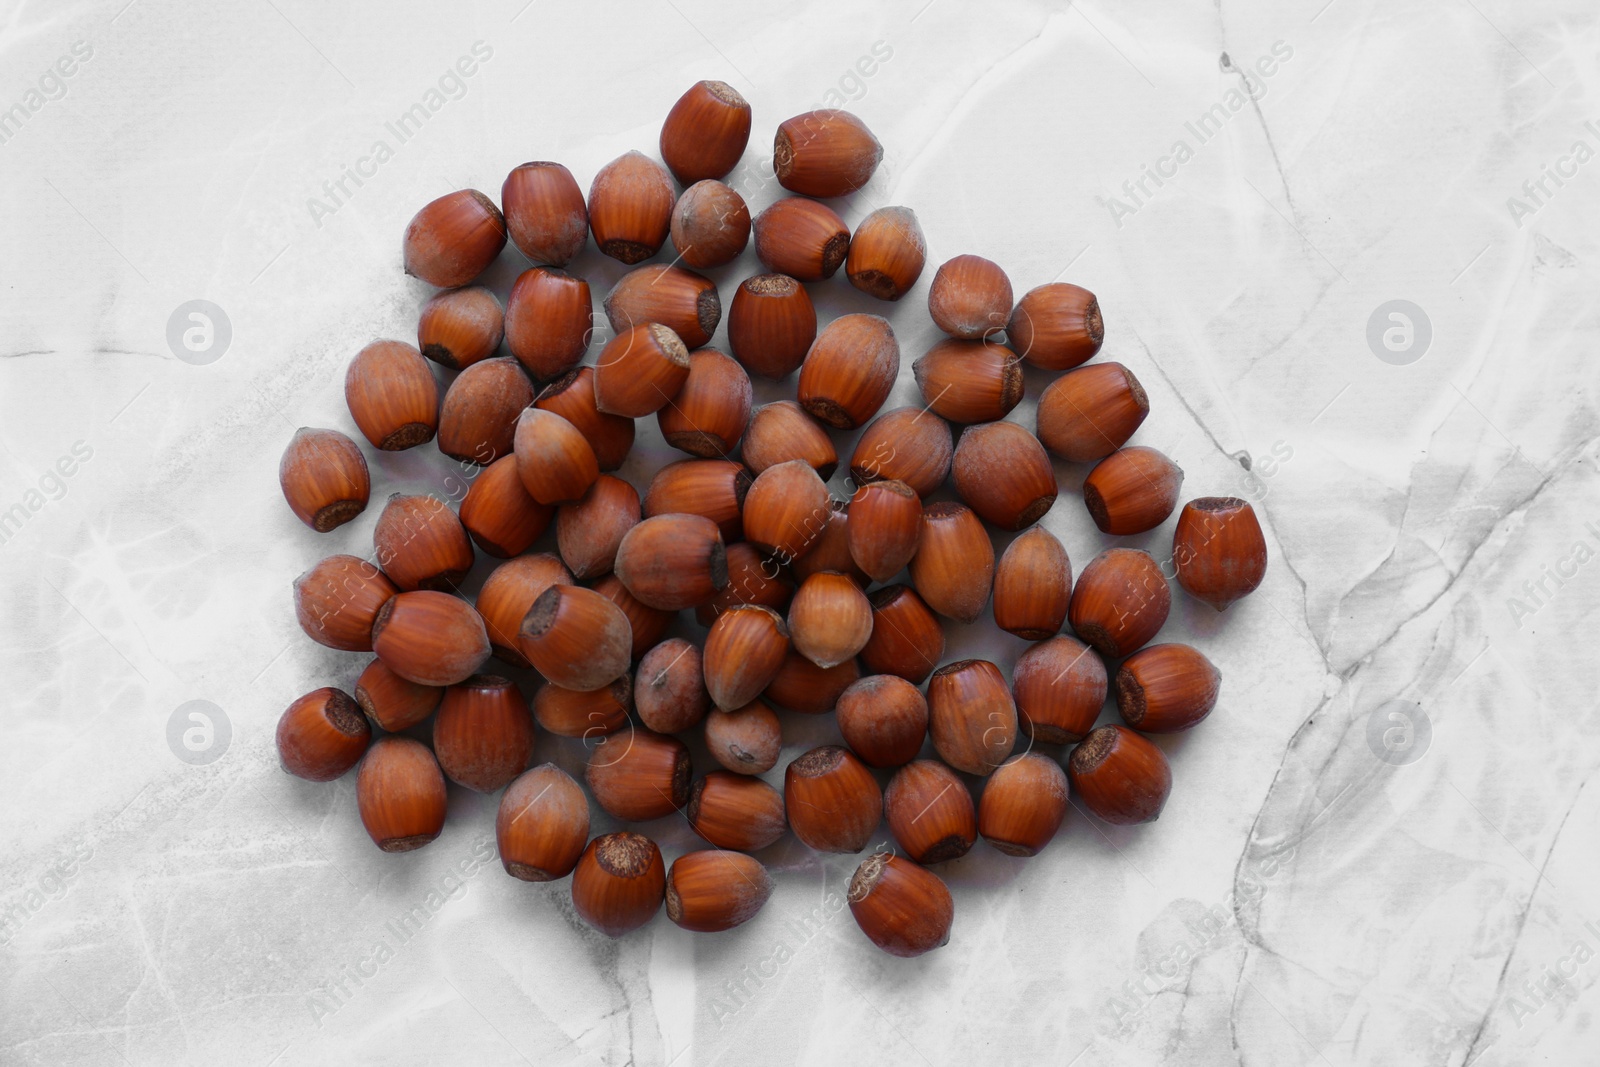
2,0 -> 1596,1063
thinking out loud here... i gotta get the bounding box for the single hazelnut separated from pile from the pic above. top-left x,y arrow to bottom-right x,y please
660,80 -> 752,184
279,428 -> 370,532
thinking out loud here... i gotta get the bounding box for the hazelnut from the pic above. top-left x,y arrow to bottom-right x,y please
1173,497 -> 1267,611
727,274 -> 817,380
657,348 -> 753,459
459,455 -> 554,558
603,264 -> 721,350
344,340 -> 438,451
836,675 -> 929,768
372,493 -> 474,592
585,727 -> 691,821
907,502 -> 994,623
884,760 -> 977,864
742,459 -> 832,563
501,161 -> 588,267
788,571 -> 873,670
641,459 -> 751,542
534,367 -> 636,472
797,313 -> 899,430
1035,362 -> 1149,463
912,338 -> 1023,424
696,542 -> 796,626
634,638 -> 710,734
279,427 -> 370,533
1115,643 -> 1221,733
704,700 -> 782,775
556,474 -> 641,580
773,109 -> 882,197
1012,635 -> 1106,745
1083,447 -> 1184,535
475,554 -> 573,667
784,746 -> 882,853
515,584 -> 631,692
436,356 -> 535,465
613,512 -> 729,611
277,687 -> 370,782
592,574 -> 674,660
752,197 -> 850,281
356,736 -> 448,853
1067,724 -> 1171,825
532,677 -> 631,739
763,649 -> 860,714
433,675 -> 534,793
847,480 -> 921,583
372,590 -> 491,687
354,658 -> 442,732
402,189 -> 505,288
666,850 -> 774,933
790,501 -> 869,587
928,254 -> 1012,339
1007,282 -> 1103,370
849,406 -> 954,499
587,151 -> 675,264
847,853 -> 953,957
660,80 -> 752,184
992,526 -> 1071,640
496,764 -> 589,881
293,554 -> 397,652
846,206 -> 926,301
927,659 -> 1017,776
571,832 -> 666,936
979,752 -> 1070,857
1068,548 -> 1170,658
670,180 -> 751,269
859,585 -> 945,685
417,285 -> 503,370
505,266 -> 592,382
593,323 -> 691,418
687,772 -> 787,852
740,400 -> 836,478
512,407 -> 599,505
950,420 -> 1057,531
703,605 -> 790,711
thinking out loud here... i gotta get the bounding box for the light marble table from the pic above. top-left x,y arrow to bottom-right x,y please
1,1 -> 1594,1064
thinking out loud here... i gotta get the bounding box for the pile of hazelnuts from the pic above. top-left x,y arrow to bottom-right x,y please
277,80 -> 1269,958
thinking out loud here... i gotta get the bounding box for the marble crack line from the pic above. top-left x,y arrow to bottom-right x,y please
1459,766 -> 1595,1066
1335,430 -> 1589,672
